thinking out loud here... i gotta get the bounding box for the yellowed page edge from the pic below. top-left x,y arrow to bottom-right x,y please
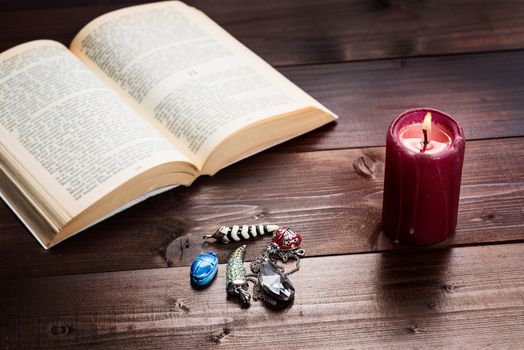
47,184 -> 177,249
203,107 -> 336,175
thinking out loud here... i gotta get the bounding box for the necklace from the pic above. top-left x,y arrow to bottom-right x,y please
224,226 -> 305,308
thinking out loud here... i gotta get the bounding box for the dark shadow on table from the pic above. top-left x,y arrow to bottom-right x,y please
374,246 -> 453,333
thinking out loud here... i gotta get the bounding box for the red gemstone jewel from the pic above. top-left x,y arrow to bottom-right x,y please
272,226 -> 302,251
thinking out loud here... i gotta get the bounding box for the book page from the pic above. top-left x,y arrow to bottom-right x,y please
0,40 -> 192,226
71,1 -> 333,168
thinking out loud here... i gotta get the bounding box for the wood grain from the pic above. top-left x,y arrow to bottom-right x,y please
2,0 -> 524,66
277,50 -> 524,151
2,243 -> 523,349
1,137 -> 522,279
1,2 -> 522,349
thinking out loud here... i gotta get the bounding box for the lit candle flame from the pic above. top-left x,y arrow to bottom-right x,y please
422,112 -> 432,132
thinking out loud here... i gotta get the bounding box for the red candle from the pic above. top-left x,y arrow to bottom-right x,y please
382,108 -> 465,245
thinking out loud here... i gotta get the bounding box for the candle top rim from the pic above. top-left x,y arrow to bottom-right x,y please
389,108 -> 465,156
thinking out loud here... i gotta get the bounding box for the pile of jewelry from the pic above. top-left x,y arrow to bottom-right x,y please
191,225 -> 305,308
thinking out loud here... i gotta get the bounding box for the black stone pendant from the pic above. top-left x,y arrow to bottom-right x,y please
258,260 -> 295,305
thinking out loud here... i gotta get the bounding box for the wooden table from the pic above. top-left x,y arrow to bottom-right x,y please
2,1 -> 524,348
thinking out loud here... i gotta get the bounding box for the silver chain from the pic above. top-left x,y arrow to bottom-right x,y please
284,257 -> 300,276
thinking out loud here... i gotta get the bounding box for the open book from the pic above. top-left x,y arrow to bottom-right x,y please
0,1 -> 337,249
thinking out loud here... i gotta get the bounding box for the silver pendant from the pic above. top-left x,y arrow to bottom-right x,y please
247,235 -> 305,308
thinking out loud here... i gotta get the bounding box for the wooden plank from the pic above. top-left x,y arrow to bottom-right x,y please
0,137 -> 522,278
278,50 -> 524,151
2,0 -> 524,65
1,243 -> 523,349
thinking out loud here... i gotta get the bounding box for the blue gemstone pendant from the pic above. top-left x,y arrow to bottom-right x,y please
190,251 -> 219,287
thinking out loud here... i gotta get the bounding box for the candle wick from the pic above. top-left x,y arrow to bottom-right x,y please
421,128 -> 429,152
422,129 -> 429,145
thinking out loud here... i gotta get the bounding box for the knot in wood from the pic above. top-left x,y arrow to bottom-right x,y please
353,155 -> 376,178
254,211 -> 266,219
443,283 -> 460,293
481,213 -> 495,222
48,322 -> 70,336
407,323 -> 421,334
208,326 -> 231,343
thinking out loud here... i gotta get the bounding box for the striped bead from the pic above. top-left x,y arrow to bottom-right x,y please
205,224 -> 280,243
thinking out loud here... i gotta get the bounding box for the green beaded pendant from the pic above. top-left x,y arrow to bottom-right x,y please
225,245 -> 250,304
